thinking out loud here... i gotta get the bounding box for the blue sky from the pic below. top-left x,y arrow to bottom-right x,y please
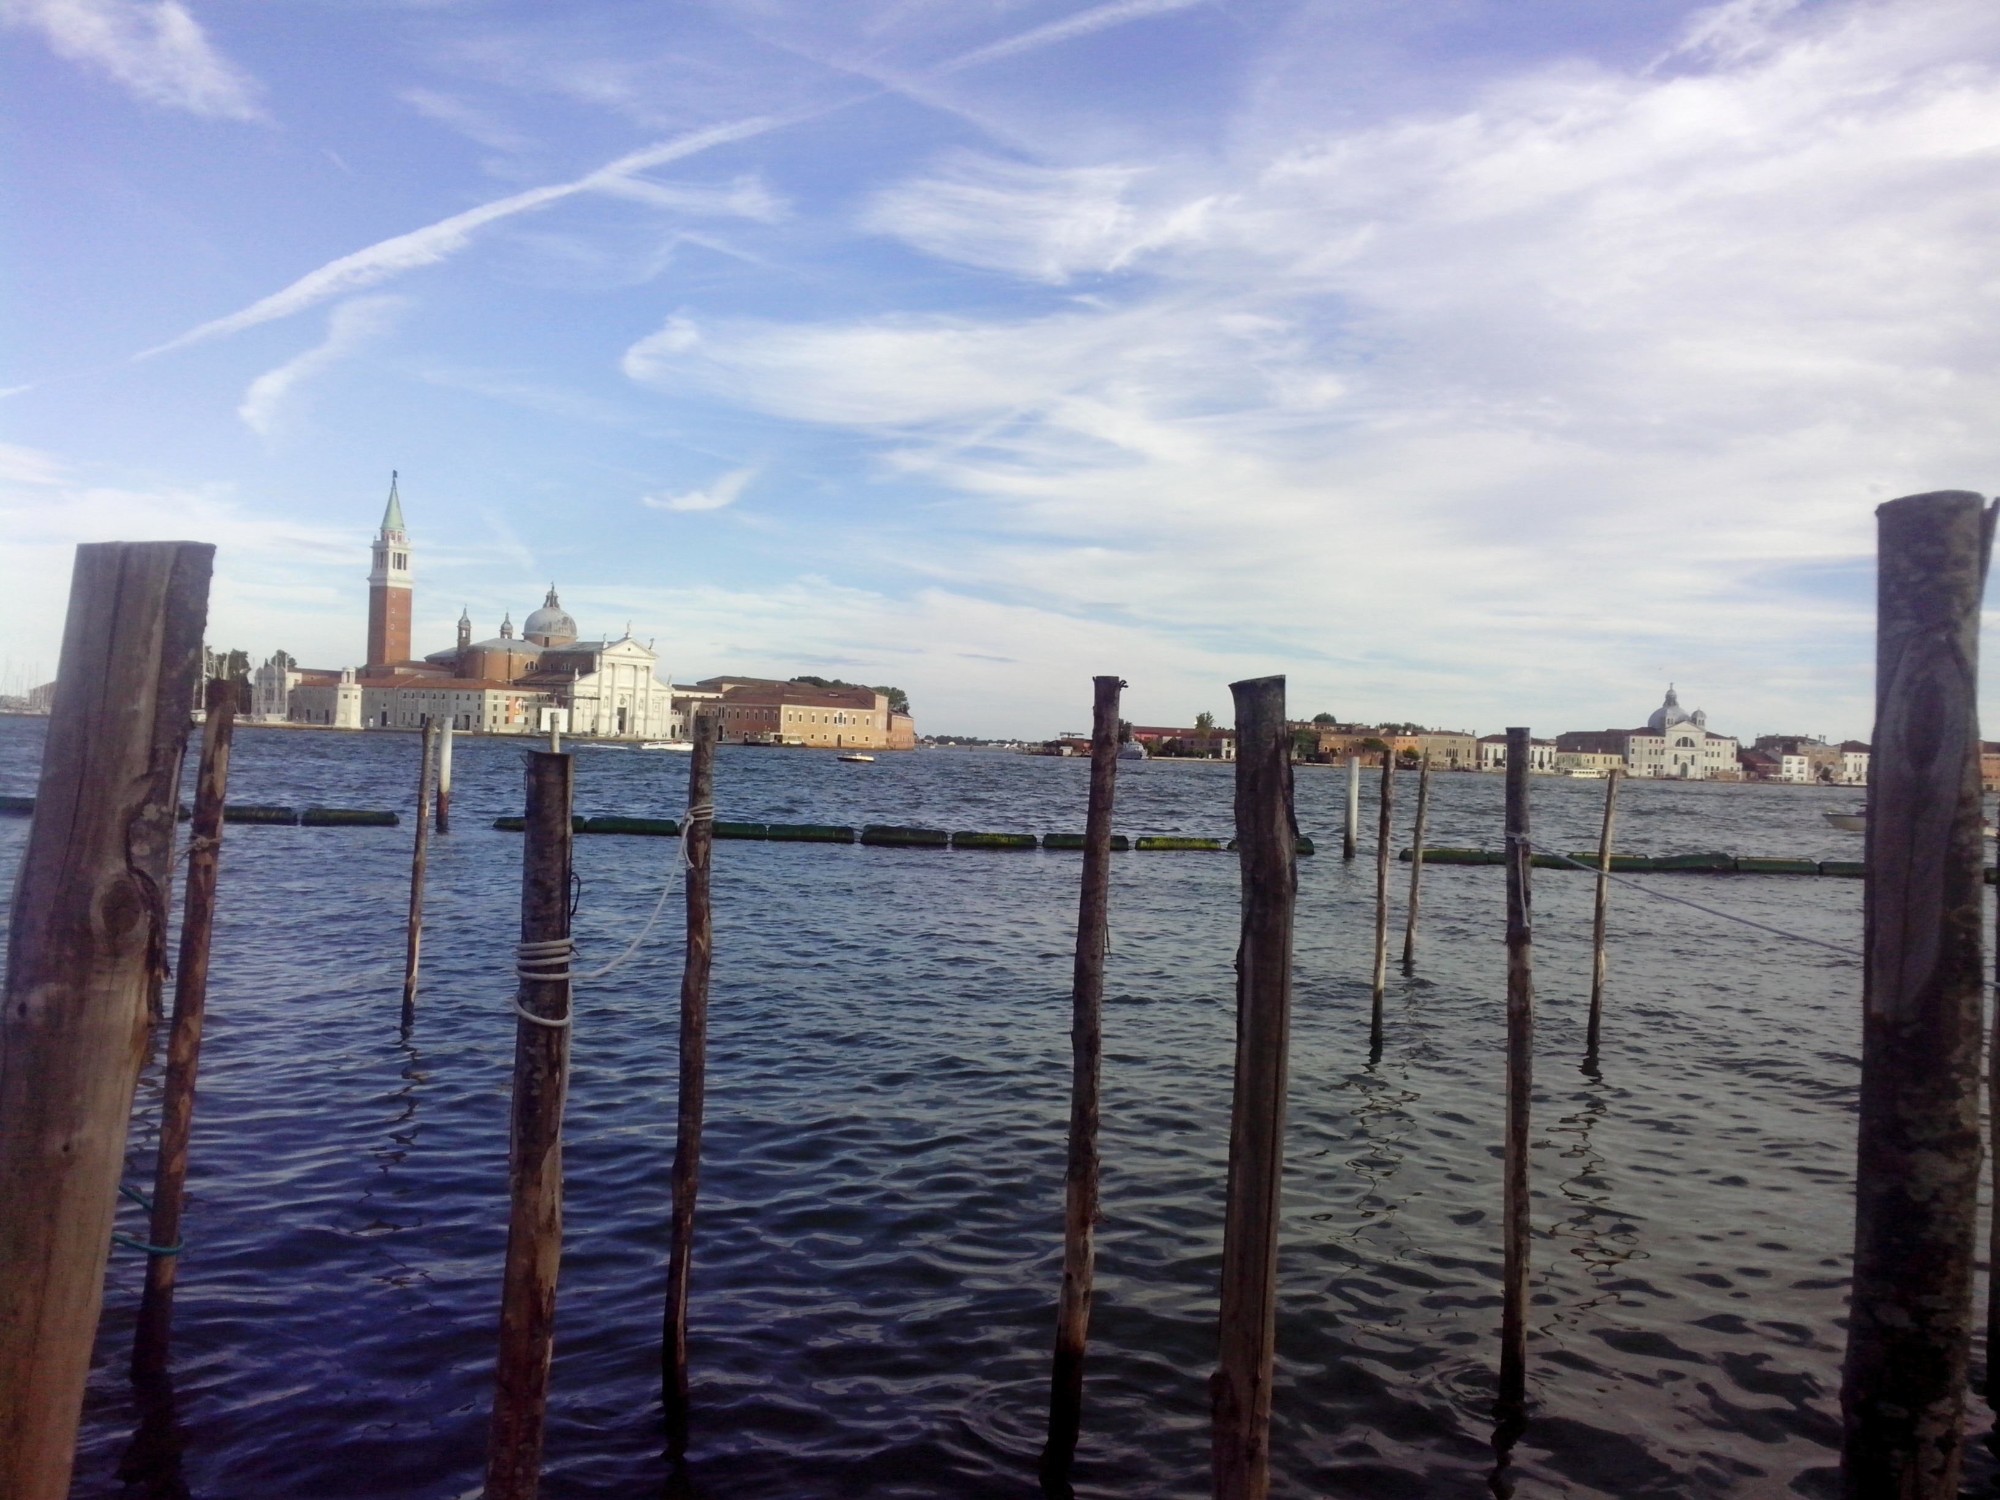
4,0 -> 1997,739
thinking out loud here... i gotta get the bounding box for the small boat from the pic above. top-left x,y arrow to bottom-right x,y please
640,740 -> 694,752
1823,809 -> 1866,832
1118,742 -> 1148,761
838,752 -> 875,764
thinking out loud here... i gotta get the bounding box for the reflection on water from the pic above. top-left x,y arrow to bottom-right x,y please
0,717 -> 1983,1498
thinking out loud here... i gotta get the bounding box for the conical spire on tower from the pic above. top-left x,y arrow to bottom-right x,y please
381,471 -> 406,538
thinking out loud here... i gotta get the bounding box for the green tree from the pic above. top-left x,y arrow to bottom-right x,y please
873,685 -> 910,715
1194,710 -> 1216,733
1311,712 -> 1337,726
1291,728 -> 1320,760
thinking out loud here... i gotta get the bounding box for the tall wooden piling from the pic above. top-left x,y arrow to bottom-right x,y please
664,716 -> 717,1456
1401,759 -> 1431,972
1343,755 -> 1359,861
133,676 -> 238,1378
0,541 -> 211,1500
401,717 -> 438,1031
1497,725 -> 1534,1426
1839,490 -> 1991,1497
485,750 -> 575,1500
1369,753 -> 1394,1055
1583,770 -> 1621,1068
1211,675 -> 1298,1500
1043,674 -> 1125,1485
436,718 -> 454,834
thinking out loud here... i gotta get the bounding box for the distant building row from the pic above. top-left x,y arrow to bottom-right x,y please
243,480 -> 914,747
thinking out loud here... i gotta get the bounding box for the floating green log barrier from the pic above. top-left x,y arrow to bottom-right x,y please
1401,847 -> 1505,865
1737,856 -> 1820,876
223,804 -> 298,826
582,815 -> 681,837
300,807 -> 399,827
1225,837 -> 1317,855
1043,832 -> 1132,851
1135,835 -> 1227,852
1565,851 -> 1658,872
713,820 -> 769,840
1653,852 -> 1736,872
0,794 -> 34,815
952,831 -> 1038,850
1820,860 -> 1865,878
860,825 -> 950,848
766,823 -> 856,843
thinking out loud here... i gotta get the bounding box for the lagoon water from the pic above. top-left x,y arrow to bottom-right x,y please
1,716 -> 1988,1498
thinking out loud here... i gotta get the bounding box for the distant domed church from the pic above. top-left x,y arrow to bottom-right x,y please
1554,685 -> 1741,780
287,478 -> 681,738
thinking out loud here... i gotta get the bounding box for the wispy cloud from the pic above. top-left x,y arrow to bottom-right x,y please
141,113 -> 803,357
642,465 -> 757,512
237,296 -> 404,436
935,0 -> 1207,74
3,0 -> 264,119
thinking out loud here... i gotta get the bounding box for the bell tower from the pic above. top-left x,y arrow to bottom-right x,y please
366,472 -> 413,670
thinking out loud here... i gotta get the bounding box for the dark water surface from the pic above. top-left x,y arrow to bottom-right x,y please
1,718 -> 1988,1498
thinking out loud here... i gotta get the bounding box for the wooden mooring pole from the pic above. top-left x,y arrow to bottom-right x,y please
664,716 -> 717,1456
0,541 -> 211,1500
1343,755 -> 1359,861
436,717 -> 454,834
1583,769 -> 1621,1070
1211,674 -> 1298,1500
1042,674 -> 1125,1487
1369,752 -> 1394,1055
133,676 -> 238,1378
1401,758 -> 1431,972
1497,725 -> 1534,1428
485,749 -> 575,1500
1839,490 -> 1991,1497
401,716 -> 438,1031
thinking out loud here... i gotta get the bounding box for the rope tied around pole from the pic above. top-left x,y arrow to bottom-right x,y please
113,1183 -> 181,1256
509,800 -> 717,1031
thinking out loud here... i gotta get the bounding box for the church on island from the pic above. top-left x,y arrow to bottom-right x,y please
1555,686 -> 1742,780
277,478 -> 681,738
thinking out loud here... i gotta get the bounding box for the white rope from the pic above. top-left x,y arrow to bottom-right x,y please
1509,834 -> 1862,960
509,800 -> 715,1030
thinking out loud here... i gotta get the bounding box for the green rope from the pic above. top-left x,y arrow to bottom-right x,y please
111,1233 -> 182,1257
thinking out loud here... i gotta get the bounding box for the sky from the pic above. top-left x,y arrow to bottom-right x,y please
3,0 -> 1998,740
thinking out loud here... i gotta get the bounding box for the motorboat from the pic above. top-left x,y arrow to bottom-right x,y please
838,752 -> 875,763
1823,809 -> 1866,833
640,740 -> 695,752
1118,741 -> 1148,761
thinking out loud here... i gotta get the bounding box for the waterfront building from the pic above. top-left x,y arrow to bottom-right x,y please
1130,724 -> 1237,759
1753,734 -> 1843,783
1839,742 -> 1870,786
697,676 -> 912,749
1414,731 -> 1478,769
283,481 -> 679,737
1478,735 -> 1556,773
251,650 -> 302,721
1554,750 -> 1625,777
1556,687 -> 1740,780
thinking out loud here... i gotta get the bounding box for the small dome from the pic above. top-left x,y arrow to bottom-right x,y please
523,585 -> 578,646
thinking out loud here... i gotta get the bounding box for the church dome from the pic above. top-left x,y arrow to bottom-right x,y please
1647,685 -> 1693,733
523,586 -> 578,647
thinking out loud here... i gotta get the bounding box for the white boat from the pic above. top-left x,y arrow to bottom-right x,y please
1118,741 -> 1148,761
640,740 -> 694,752
1823,810 -> 1866,833
838,752 -> 875,764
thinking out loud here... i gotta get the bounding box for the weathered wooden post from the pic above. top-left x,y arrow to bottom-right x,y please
401,716 -> 438,1031
0,541 -> 211,1500
485,749 -> 575,1500
1042,674 -> 1125,1486
1840,490 -> 1991,1497
1211,675 -> 1297,1500
436,717 -> 454,834
664,715 -> 717,1456
1401,758 -> 1431,972
133,676 -> 237,1377
1497,725 -> 1534,1427
1369,752 -> 1394,1055
1583,769 -> 1621,1069
1343,755 -> 1359,861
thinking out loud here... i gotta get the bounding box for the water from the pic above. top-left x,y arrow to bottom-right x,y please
0,717 -> 1986,1498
